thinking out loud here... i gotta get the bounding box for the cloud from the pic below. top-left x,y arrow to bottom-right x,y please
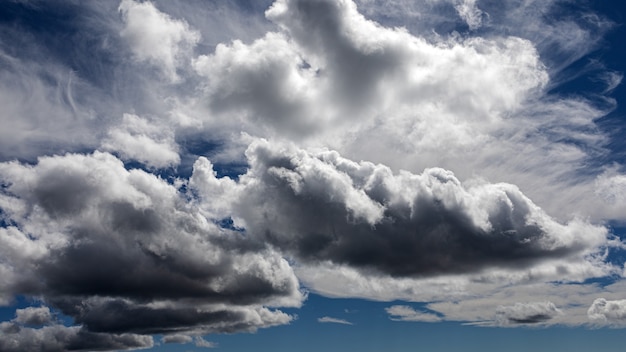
161,334 -> 217,348
186,138 -> 619,329
0,321 -> 153,352
14,307 -> 53,326
588,298 -> 626,325
0,151 -> 303,342
119,0 -> 200,82
600,71 -> 623,94
0,0 -> 625,344
495,302 -> 562,326
354,0 -> 613,73
101,113 -> 181,168
194,336 -> 218,348
454,0 -> 485,30
162,334 -> 194,344
386,305 -> 442,322
318,316 -> 354,325
187,0 -> 626,225
223,139 -> 609,277
0,1 -> 187,162
193,0 -> 548,142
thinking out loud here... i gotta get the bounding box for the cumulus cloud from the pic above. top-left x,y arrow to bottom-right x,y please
318,316 -> 354,325
0,320 -> 153,352
119,0 -> 200,82
595,171 -> 626,206
183,138 -> 620,327
161,334 -> 217,348
162,334 -> 194,344
193,0 -> 548,142
187,0 -> 626,225
14,307 -> 53,326
193,336 -> 218,348
588,298 -> 626,325
495,302 -> 562,326
0,151 -> 303,344
0,0 -> 625,345
386,305 -> 442,322
101,113 -> 181,168
219,140 -> 609,277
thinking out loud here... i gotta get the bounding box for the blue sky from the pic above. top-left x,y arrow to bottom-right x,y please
1,0 -> 626,351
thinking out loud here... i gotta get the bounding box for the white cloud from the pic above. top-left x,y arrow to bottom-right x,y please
386,305 -> 442,322
454,0 -> 485,30
14,307 -> 53,326
296,261 -> 625,327
595,171 -> 626,206
194,336 -> 218,348
119,0 -> 200,82
101,113 -> 181,168
162,334 -> 193,344
588,298 -> 626,325
318,316 -> 354,325
600,71 -> 623,94
0,54 -> 98,161
494,302 -> 562,326
186,0 -> 625,225
192,0 -> 548,144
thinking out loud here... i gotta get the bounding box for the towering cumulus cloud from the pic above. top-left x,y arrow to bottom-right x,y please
0,0 -> 625,349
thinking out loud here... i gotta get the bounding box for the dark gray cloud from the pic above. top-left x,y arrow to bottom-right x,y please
227,140 -> 607,277
0,320 -> 153,352
0,151 -> 302,349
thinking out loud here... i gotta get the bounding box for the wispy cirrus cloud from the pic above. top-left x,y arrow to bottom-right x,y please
318,316 -> 354,325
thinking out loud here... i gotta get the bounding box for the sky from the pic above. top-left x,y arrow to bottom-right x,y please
0,0 -> 626,351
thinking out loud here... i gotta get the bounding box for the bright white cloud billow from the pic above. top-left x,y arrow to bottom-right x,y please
1,0 -> 626,350
119,0 -> 200,82
187,0 -> 625,224
101,113 -> 181,168
588,298 -> 626,325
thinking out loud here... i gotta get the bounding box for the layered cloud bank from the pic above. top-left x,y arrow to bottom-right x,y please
0,0 -> 625,350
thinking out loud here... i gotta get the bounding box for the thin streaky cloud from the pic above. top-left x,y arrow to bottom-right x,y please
318,316 -> 354,325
